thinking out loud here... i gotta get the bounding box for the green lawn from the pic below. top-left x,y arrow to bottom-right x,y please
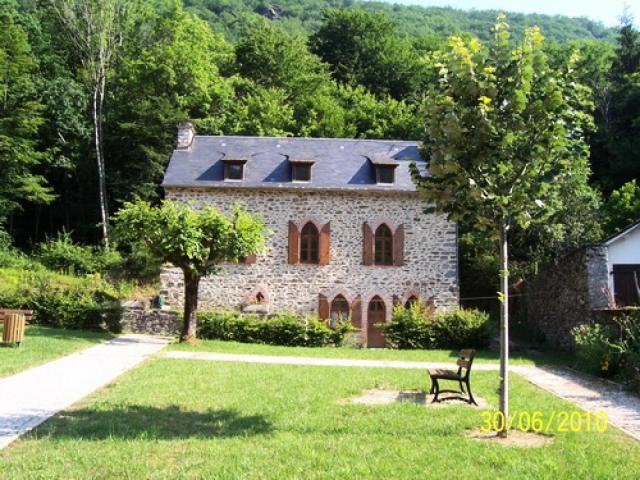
1,358 -> 638,479
0,325 -> 112,378
170,339 -> 573,366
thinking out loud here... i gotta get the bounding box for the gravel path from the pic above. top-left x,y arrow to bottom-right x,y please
0,335 -> 169,449
166,350 -> 640,441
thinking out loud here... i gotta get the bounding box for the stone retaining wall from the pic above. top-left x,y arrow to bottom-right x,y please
120,308 -> 179,336
526,246 -> 610,350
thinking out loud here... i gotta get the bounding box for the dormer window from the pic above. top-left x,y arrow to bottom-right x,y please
289,158 -> 314,182
369,155 -> 398,185
376,166 -> 395,184
223,159 -> 247,181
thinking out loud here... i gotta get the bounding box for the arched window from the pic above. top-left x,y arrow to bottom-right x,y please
374,224 -> 393,265
404,296 -> 418,309
300,222 -> 319,264
330,295 -> 350,322
255,292 -> 265,303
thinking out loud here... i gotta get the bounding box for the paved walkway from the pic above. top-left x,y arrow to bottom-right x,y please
0,335 -> 169,449
166,350 -> 640,441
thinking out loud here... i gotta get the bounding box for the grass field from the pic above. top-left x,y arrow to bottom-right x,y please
0,325 -> 112,378
1,357 -> 638,479
170,338 -> 574,366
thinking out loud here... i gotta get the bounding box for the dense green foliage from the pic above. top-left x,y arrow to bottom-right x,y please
0,266 -> 123,332
113,199 -> 266,340
572,311 -> 640,391
36,231 -> 122,275
602,180 -> 640,236
197,310 -> 353,346
383,303 -> 490,349
184,0 -> 615,44
0,0 -> 638,345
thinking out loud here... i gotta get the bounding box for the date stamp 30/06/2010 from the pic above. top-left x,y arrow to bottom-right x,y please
480,410 -> 609,434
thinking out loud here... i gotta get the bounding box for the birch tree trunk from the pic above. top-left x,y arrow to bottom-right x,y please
498,220 -> 509,437
92,73 -> 110,248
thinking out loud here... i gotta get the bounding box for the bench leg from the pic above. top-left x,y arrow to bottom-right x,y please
431,379 -> 440,403
466,379 -> 477,406
459,380 -> 465,394
429,376 -> 436,395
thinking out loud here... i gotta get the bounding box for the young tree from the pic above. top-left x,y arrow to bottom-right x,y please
52,0 -> 134,248
113,200 -> 266,342
412,16 -> 593,435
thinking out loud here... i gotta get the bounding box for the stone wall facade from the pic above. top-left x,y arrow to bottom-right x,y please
160,187 -> 459,344
120,308 -> 179,336
526,245 -> 610,350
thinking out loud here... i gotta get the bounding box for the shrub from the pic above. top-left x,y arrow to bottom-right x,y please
35,231 -> 122,276
384,303 -> 435,349
0,267 -> 123,332
572,324 -> 625,377
197,311 -> 352,347
432,308 -> 491,349
383,304 -> 490,349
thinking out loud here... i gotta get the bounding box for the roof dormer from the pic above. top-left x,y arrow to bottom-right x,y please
369,155 -> 398,185
289,158 -> 314,182
222,152 -> 248,181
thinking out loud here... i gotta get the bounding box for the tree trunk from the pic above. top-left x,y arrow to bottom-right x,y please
498,220 -> 510,437
181,270 -> 201,343
92,77 -> 110,250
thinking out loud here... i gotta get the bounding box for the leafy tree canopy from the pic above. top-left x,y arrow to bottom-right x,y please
113,199 -> 266,341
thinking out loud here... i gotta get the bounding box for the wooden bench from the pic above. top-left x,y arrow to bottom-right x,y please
0,309 -> 34,324
428,349 -> 477,405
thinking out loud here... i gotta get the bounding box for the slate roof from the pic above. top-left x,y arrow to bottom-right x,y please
162,136 -> 426,193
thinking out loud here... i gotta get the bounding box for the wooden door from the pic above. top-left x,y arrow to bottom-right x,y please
613,264 -> 640,307
367,296 -> 387,348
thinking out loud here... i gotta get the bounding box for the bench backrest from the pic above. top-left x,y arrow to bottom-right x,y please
456,349 -> 476,377
0,309 -> 34,323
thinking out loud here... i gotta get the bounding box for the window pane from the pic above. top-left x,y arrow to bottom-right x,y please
330,296 -> 349,322
377,166 -> 395,184
292,164 -> 311,182
300,223 -> 319,264
374,225 -> 393,265
226,163 -> 244,180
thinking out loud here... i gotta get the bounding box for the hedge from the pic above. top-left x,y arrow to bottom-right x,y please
383,303 -> 491,349
197,310 -> 352,347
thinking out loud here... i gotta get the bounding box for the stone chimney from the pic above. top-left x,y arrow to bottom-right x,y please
176,121 -> 195,149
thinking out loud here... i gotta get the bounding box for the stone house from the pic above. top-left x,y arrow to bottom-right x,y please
160,122 -> 459,346
526,221 -> 640,349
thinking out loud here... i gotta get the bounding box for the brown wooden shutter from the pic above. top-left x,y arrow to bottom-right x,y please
288,221 -> 300,264
393,224 -> 405,266
244,254 -> 257,264
362,222 -> 373,265
350,295 -> 362,328
319,222 -> 331,265
318,294 -> 329,320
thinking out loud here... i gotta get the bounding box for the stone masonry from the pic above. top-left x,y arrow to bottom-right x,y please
160,187 -> 459,326
526,245 -> 610,350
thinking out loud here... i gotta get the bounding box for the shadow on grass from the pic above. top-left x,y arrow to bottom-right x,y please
444,349 -> 575,368
37,404 -> 274,440
19,325 -> 114,342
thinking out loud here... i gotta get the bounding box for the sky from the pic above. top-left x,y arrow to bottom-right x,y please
386,0 -> 640,26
